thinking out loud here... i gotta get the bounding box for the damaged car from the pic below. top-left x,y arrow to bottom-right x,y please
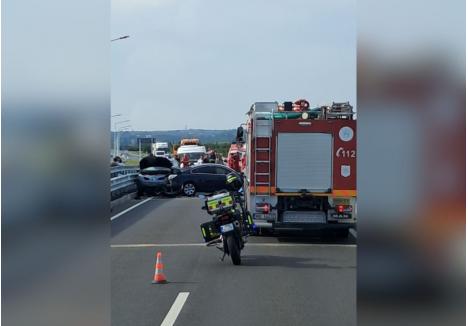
136,155 -> 180,197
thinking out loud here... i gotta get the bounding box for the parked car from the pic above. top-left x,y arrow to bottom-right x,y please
172,164 -> 242,196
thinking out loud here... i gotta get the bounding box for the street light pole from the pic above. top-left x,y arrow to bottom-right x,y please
111,36 -> 129,155
116,125 -> 131,157
139,139 -> 142,161
111,114 -> 122,157
113,120 -> 130,156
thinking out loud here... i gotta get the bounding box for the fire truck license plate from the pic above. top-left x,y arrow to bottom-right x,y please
331,213 -> 351,219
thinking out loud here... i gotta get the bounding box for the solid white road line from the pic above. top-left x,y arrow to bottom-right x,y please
111,243 -> 356,248
160,292 -> 190,326
111,243 -> 205,248
110,198 -> 153,221
246,243 -> 355,247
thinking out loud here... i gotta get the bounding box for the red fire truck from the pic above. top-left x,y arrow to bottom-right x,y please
243,100 -> 356,235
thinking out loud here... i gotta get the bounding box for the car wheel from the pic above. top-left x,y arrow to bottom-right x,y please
182,182 -> 196,197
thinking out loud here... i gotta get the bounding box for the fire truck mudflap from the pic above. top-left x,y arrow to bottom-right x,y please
244,101 -> 356,234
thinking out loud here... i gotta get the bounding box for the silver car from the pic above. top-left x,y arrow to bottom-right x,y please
136,167 -> 179,197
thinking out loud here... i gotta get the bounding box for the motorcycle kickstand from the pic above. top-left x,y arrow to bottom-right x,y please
220,252 -> 227,262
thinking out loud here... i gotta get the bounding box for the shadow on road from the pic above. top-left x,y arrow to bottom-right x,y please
241,255 -> 355,269
111,197 -> 173,237
276,235 -> 355,245
250,233 -> 356,245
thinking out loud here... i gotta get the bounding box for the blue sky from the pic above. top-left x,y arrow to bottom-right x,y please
112,0 -> 356,130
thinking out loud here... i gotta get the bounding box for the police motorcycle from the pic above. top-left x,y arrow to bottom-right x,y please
200,173 -> 255,265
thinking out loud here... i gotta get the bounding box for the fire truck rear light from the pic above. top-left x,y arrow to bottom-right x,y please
335,205 -> 352,213
256,203 -> 271,214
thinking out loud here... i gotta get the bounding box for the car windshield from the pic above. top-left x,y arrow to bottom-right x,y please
179,152 -> 205,160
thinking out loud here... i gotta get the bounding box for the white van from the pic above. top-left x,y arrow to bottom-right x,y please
177,145 -> 207,164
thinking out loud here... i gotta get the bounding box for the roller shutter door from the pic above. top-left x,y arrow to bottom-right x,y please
276,133 -> 332,192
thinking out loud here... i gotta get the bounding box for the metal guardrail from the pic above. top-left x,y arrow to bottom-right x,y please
111,166 -> 139,198
111,165 -> 139,178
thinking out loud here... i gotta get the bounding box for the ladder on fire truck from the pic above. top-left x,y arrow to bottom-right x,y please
252,108 -> 274,196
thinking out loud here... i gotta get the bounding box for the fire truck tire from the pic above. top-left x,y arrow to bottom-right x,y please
182,182 -> 196,197
332,229 -> 349,239
255,227 -> 273,236
250,227 -> 260,236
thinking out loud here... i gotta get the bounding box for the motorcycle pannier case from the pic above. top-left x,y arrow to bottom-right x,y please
205,192 -> 234,214
200,221 -> 220,242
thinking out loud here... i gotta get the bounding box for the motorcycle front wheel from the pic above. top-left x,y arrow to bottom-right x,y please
226,234 -> 241,265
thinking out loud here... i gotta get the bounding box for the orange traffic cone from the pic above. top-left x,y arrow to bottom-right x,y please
152,251 -> 168,284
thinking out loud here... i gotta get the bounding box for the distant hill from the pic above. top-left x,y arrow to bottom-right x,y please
113,129 -> 237,148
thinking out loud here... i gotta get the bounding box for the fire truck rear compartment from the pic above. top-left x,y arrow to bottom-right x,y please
277,196 -> 328,224
273,196 -> 355,232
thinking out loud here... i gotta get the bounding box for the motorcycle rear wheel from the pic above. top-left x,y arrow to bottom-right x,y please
226,234 -> 241,265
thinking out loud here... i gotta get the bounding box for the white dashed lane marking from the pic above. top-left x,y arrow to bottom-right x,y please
110,198 -> 153,221
160,292 -> 190,326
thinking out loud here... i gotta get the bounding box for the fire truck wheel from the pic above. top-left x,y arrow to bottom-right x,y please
337,229 -> 350,238
182,182 -> 196,197
250,227 -> 260,236
331,229 -> 349,239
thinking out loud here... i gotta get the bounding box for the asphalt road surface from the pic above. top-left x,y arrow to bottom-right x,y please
111,197 -> 356,326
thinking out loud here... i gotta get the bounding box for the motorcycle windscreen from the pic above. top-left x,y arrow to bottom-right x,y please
276,133 -> 332,192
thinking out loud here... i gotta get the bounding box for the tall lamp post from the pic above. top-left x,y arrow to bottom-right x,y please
113,119 -> 130,156
111,114 -> 122,158
116,125 -> 131,157
111,35 -> 129,156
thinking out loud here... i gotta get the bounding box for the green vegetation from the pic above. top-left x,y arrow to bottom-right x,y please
204,142 -> 231,157
125,144 -> 152,153
115,129 -> 236,151
124,159 -> 140,166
